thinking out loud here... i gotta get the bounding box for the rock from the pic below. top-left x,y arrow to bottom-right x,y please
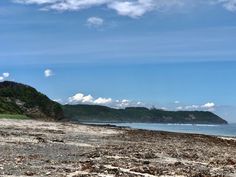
174,161 -> 184,167
24,171 -> 35,176
144,152 -> 156,159
51,139 -> 64,143
226,158 -> 236,165
35,136 -> 47,143
143,160 -> 150,165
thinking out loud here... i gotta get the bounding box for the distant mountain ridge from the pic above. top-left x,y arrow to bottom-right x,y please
0,81 -> 228,124
0,81 -> 64,120
63,104 -> 228,124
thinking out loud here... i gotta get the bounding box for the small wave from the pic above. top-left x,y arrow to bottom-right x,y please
166,123 -> 220,127
194,124 -> 220,127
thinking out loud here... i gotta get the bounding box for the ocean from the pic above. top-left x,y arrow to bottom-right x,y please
95,123 -> 236,137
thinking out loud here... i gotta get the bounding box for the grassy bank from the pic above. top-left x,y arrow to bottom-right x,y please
0,114 -> 29,120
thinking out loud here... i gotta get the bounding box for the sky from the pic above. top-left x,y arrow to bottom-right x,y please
0,0 -> 236,122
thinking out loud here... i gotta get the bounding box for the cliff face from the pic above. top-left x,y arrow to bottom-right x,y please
0,81 -> 64,120
63,104 -> 228,124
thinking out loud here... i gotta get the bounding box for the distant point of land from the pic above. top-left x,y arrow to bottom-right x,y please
0,81 -> 227,124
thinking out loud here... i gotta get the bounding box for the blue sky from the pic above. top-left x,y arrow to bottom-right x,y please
1,0 -> 236,122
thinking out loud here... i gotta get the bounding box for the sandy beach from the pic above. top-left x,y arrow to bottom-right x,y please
0,119 -> 236,177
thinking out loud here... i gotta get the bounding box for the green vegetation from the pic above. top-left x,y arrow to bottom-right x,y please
0,81 -> 64,120
0,97 -> 23,114
0,114 -> 29,120
0,81 -> 228,124
63,104 -> 228,124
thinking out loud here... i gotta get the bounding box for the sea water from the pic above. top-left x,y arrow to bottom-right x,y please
94,123 -> 236,137
112,123 -> 236,137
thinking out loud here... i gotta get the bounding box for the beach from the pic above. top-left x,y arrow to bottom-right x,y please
0,119 -> 236,177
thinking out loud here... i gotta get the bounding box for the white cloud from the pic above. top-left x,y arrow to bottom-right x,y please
66,92 -> 217,112
113,99 -> 145,108
116,99 -> 130,107
87,16 -> 104,27
3,72 -> 10,78
176,106 -> 183,110
68,93 -> 111,105
94,97 -> 112,104
201,102 -> 215,111
0,76 -> 4,81
10,0 -> 203,18
108,0 -> 154,18
161,107 -> 167,110
14,0 -> 59,4
47,0 -> 112,11
13,0 -> 236,17
108,0 -> 185,18
53,98 -> 63,103
201,102 -> 215,108
216,0 -> 236,11
82,94 -> 94,102
175,102 -> 216,111
44,69 -> 54,77
0,72 -> 10,81
67,92 -> 143,107
68,93 -> 94,104
185,104 -> 200,110
137,101 -> 142,105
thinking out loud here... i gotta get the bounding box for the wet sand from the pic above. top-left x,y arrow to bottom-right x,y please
0,119 -> 236,177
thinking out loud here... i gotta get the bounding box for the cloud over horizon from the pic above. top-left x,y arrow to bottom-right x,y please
60,93 -> 217,113
12,0 -> 236,18
176,102 -> 216,111
67,92 -> 143,108
0,72 -> 10,82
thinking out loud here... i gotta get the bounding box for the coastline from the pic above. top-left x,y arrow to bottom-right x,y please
0,119 -> 235,177
81,122 -> 236,138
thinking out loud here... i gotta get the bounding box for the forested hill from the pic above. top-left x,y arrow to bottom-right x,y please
0,81 -> 228,124
0,81 -> 64,120
63,104 -> 228,124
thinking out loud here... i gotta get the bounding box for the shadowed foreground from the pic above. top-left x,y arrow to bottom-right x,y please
0,119 -> 235,177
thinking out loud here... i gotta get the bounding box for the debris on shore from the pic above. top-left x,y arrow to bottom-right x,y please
0,119 -> 235,177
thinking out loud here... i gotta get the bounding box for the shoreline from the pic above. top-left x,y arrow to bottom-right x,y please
0,119 -> 236,177
81,122 -> 236,138
78,121 -> 229,125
